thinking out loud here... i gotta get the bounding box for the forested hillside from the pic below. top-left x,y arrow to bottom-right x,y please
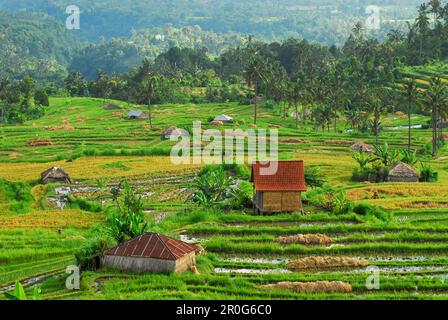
0,0 -> 424,44
0,10 -> 82,82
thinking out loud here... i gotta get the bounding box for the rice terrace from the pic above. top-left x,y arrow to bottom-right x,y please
2,0 -> 448,305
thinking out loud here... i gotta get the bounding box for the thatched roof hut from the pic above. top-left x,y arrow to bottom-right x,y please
101,233 -> 197,274
387,162 -> 419,182
351,142 -> 374,154
41,167 -> 71,184
127,110 -> 149,119
162,126 -> 189,140
213,114 -> 233,122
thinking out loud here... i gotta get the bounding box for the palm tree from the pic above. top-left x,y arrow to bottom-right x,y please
420,77 -> 448,156
415,4 -> 430,61
244,53 -> 268,126
140,74 -> 161,128
398,78 -> 419,150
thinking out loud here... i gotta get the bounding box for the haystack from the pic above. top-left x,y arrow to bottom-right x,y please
260,281 -> 352,293
28,139 -> 53,147
350,142 -> 374,154
281,139 -> 306,144
41,167 -> 71,184
103,104 -> 122,110
387,162 -> 419,182
211,120 -> 224,126
277,234 -> 333,245
285,256 -> 368,270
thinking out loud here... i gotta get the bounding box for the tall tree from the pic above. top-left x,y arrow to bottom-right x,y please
421,77 -> 448,156
398,78 -> 419,150
244,53 -> 268,126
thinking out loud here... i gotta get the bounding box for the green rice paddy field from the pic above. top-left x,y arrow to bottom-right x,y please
1,87 -> 448,300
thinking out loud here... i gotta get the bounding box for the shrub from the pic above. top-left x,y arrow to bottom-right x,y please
304,166 -> 326,188
400,149 -> 418,166
0,179 -> 33,213
227,180 -> 253,209
69,197 -> 102,213
353,203 -> 391,222
351,167 -> 373,182
189,165 -> 252,209
303,186 -> 352,215
75,235 -> 117,271
104,181 -> 148,242
419,163 -> 438,182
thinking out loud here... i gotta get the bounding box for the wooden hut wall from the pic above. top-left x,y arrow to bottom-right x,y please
262,192 -> 282,212
281,192 -> 301,212
101,255 -> 176,273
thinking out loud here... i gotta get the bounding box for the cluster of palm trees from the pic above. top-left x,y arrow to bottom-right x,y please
399,76 -> 448,156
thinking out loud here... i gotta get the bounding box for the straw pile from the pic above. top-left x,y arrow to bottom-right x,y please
281,139 -> 306,144
260,281 -> 352,293
286,256 -> 368,270
44,125 -> 75,131
277,234 -> 333,245
211,120 -> 224,126
8,152 -> 22,159
28,139 -> 53,147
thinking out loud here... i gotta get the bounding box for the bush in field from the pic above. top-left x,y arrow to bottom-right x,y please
374,142 -> 401,167
69,197 -> 102,212
189,165 -> 253,209
303,186 -> 352,215
0,179 -> 33,213
419,163 -> 438,182
227,180 -> 253,209
400,149 -> 418,166
75,235 -> 117,270
351,152 -> 375,182
353,203 -> 391,222
104,181 -> 148,242
304,166 -> 326,188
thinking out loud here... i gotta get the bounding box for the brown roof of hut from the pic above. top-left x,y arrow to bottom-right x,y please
387,162 -> 419,182
350,142 -> 374,154
105,233 -> 197,261
251,161 -> 307,192
41,167 -> 71,184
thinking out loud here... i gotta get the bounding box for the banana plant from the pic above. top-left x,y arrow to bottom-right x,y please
4,281 -> 42,300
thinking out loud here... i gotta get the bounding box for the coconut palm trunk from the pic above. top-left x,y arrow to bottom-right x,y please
295,102 -> 299,128
147,98 -> 152,128
408,96 -> 412,151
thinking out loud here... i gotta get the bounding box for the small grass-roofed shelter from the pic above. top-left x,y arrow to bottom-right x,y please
251,161 -> 307,215
101,233 -> 197,274
41,167 -> 71,184
127,110 -> 148,119
213,114 -> 233,122
387,162 -> 419,182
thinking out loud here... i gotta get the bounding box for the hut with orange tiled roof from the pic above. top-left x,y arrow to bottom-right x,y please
251,161 -> 307,215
